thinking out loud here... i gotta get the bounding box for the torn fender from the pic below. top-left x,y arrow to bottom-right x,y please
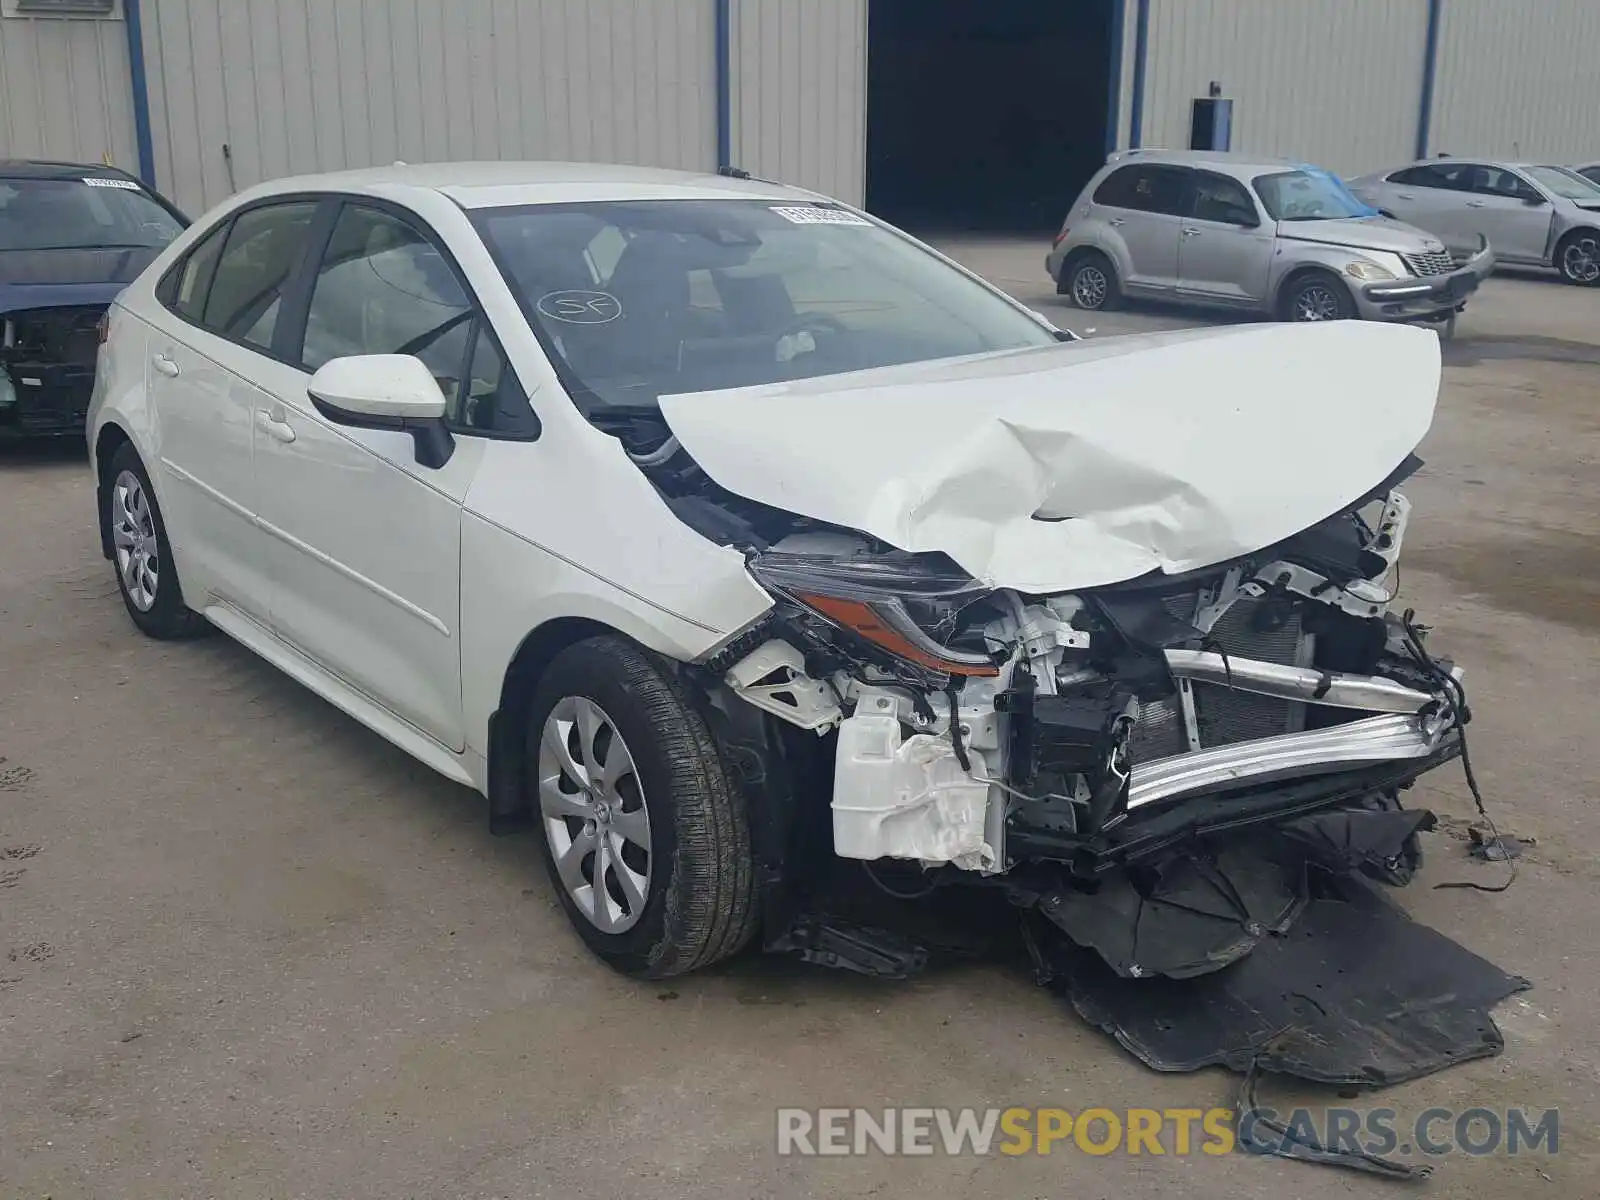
659,322 -> 1441,593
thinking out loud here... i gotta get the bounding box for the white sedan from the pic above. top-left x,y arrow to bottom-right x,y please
90,163 -> 1466,980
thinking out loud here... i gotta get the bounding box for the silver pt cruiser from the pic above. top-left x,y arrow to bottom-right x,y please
1047,149 -> 1494,325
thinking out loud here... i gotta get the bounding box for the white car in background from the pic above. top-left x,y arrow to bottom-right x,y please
88,163 -> 1467,982
1349,158 -> 1600,285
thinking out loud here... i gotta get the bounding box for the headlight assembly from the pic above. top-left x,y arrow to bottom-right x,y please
748,551 -> 999,677
1343,258 -> 1397,282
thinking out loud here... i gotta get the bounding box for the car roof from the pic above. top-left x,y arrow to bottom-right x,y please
225,161 -> 824,211
0,158 -> 143,181
1103,149 -> 1306,177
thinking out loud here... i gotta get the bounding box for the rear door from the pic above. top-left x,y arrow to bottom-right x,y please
1176,170 -> 1274,305
1371,163 -> 1474,247
1091,164 -> 1189,294
145,200 -> 319,620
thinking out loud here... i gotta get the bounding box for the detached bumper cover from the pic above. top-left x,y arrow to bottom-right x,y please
1357,238 -> 1495,315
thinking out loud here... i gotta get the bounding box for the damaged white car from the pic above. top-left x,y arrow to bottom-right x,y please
89,164 -> 1466,982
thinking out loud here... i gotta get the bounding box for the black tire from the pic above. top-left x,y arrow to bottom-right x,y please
104,443 -> 208,640
1061,250 -> 1122,311
1555,228 -> 1600,287
1280,269 -> 1356,322
524,636 -> 758,978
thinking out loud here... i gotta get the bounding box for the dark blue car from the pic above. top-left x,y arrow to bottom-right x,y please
1,161 -> 187,439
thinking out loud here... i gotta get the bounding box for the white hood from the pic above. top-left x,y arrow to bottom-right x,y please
658,322 -> 1441,593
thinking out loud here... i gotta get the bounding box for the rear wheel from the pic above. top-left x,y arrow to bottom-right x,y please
1062,251 -> 1121,311
105,443 -> 207,640
525,636 -> 759,978
1556,229 -> 1600,286
1281,270 -> 1355,322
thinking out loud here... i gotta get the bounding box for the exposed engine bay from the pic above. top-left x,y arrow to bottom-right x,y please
0,305 -> 105,436
575,323 -> 1518,1176
603,396 -> 1468,971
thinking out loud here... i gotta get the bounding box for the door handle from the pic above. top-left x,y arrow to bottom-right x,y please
1466,200 -> 1487,208
152,353 -> 180,377
1181,227 -> 1201,236
255,409 -> 297,444
1108,217 -> 1126,227
1394,192 -> 1415,200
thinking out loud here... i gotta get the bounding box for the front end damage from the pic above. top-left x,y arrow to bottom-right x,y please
0,305 -> 105,437
706,462 -> 1467,981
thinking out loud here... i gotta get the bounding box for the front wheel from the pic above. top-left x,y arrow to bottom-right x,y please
1281,271 -> 1356,322
1556,229 -> 1600,286
525,636 -> 759,978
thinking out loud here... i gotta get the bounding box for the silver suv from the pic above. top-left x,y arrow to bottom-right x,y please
1047,149 -> 1494,324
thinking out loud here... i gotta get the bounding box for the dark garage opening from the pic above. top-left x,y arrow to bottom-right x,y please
866,0 -> 1114,233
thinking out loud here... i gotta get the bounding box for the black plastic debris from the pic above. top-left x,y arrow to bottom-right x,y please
1036,841 -> 1306,979
1278,803 -> 1436,885
1048,873 -> 1529,1087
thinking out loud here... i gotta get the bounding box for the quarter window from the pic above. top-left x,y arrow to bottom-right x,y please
166,223 -> 228,323
301,204 -> 533,436
201,202 -> 318,350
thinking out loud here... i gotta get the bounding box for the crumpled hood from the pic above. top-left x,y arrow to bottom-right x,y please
658,321 -> 1441,593
1276,216 -> 1443,255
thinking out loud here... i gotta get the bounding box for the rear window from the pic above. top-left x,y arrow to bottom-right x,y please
0,176 -> 183,252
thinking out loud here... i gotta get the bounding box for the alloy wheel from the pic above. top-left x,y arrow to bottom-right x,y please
1072,264 -> 1109,309
1293,283 -> 1341,321
1562,236 -> 1600,284
111,470 -> 160,612
537,696 -> 652,933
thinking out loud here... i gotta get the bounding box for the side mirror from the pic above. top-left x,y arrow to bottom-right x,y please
307,354 -> 455,469
1226,206 -> 1260,227
1522,194 -> 1547,206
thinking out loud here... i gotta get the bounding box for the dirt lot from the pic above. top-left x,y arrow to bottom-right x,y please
2,249 -> 1597,1199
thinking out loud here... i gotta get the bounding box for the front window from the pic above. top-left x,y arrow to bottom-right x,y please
1253,168 -> 1378,221
472,200 -> 1055,411
0,176 -> 183,252
1524,165 -> 1600,201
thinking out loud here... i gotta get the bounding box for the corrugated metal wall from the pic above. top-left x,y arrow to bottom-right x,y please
1134,0 -> 1429,176
729,0 -> 867,204
0,6 -> 137,169
1429,0 -> 1600,162
137,0 -> 719,217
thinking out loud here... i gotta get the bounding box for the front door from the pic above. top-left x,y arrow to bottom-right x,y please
251,201 -> 493,751
1460,166 -> 1555,264
1176,170 -> 1274,305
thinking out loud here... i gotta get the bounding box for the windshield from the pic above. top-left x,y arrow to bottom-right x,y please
0,176 -> 183,252
1524,165 -> 1600,201
1253,168 -> 1378,221
472,199 -> 1056,411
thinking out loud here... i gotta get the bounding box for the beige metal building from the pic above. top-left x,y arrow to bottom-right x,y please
2,0 -> 1597,229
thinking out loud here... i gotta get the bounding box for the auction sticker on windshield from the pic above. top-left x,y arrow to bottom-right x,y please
769,206 -> 872,226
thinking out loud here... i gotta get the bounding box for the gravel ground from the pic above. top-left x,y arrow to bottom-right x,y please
1,246 -> 1596,1199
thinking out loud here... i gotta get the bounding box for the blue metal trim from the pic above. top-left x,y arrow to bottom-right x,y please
1128,0 -> 1150,149
1104,0 -> 1127,156
714,0 -> 733,170
1415,0 -> 1443,159
124,0 -> 157,185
